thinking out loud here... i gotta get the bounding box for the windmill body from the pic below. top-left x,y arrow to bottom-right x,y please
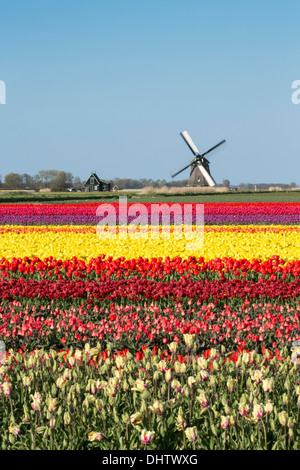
171,130 -> 226,187
189,158 -> 213,186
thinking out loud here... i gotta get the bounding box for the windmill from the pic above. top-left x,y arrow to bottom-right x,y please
171,130 -> 226,187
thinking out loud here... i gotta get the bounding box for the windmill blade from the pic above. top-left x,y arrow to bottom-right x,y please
180,130 -> 200,156
201,140 -> 226,158
171,160 -> 193,178
197,164 -> 216,187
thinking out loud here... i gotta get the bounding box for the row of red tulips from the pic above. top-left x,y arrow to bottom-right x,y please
1,201 -> 300,215
0,277 -> 299,302
1,255 -> 300,280
0,297 -> 299,353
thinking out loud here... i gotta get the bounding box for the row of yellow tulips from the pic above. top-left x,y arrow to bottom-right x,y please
0,225 -> 299,261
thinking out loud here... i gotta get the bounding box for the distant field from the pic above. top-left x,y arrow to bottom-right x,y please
0,190 -> 300,203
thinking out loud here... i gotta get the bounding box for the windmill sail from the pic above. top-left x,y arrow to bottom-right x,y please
171,157 -> 195,178
198,164 -> 216,187
202,140 -> 226,158
180,131 -> 200,155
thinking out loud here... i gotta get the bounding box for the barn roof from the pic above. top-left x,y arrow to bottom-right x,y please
84,173 -> 110,185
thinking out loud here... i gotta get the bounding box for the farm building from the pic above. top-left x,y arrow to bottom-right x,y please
83,173 -> 111,192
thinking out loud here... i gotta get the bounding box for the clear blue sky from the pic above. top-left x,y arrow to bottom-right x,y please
0,0 -> 299,185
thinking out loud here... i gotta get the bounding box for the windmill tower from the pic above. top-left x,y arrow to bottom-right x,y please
171,130 -> 226,187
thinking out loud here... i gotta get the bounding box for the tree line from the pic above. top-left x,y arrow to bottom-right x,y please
0,171 -> 297,191
238,182 -> 298,190
0,171 -> 82,190
0,171 -> 190,191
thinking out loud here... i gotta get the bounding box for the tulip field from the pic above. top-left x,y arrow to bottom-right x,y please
1,200 -> 300,450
